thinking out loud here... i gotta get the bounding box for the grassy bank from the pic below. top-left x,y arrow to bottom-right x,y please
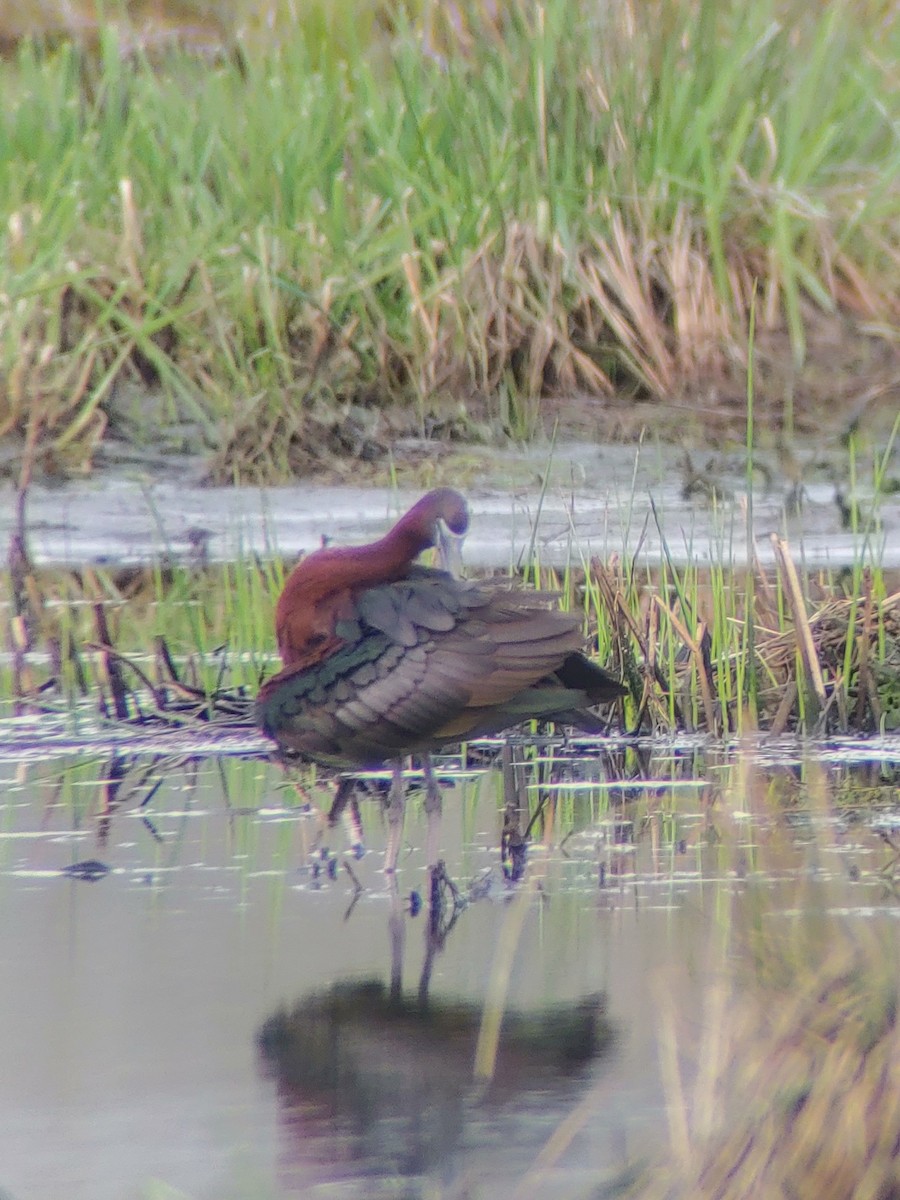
1,0 -> 898,480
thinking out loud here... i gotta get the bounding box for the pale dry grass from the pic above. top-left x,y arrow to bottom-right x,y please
644,915 -> 900,1200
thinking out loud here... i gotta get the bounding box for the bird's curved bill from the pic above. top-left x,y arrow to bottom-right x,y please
435,518 -> 465,578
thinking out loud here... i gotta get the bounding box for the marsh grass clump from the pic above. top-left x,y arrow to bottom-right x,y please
1,0 -> 899,478
588,549 -> 900,736
642,921 -> 900,1200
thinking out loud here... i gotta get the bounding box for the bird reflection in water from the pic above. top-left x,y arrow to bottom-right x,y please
257,489 -> 625,873
257,881 -> 612,1193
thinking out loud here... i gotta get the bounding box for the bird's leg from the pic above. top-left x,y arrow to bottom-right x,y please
327,776 -> 355,824
422,753 -> 443,869
338,792 -> 365,860
388,874 -> 404,1003
384,759 -> 406,875
327,776 -> 365,860
500,741 -> 528,881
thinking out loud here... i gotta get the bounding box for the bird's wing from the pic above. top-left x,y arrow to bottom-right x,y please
257,572 -> 589,764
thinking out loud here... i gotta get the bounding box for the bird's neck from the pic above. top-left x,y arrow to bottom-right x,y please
293,526 -> 428,597
275,526 -> 430,664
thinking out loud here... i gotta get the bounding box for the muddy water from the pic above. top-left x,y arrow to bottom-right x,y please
0,734 -> 898,1200
2,440 -> 898,570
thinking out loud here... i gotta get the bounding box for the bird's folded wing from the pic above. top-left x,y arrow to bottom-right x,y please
258,572 -> 592,762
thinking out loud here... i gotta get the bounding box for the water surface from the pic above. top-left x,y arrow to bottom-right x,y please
0,732 -> 897,1199
3,440 -> 898,571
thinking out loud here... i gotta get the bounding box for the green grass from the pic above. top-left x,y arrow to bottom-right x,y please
1,0 -> 898,478
0,557 -> 280,714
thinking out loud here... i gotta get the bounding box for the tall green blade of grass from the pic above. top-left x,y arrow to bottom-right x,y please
743,290 -> 759,726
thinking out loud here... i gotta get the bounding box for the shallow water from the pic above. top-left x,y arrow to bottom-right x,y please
0,730 -> 898,1200
2,440 -> 898,570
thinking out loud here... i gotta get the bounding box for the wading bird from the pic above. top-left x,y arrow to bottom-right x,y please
257,489 -> 626,872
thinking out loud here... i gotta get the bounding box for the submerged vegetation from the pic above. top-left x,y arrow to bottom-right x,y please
1,0 -> 898,479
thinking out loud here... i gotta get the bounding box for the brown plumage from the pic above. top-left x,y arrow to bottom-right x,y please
257,489 -> 626,870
